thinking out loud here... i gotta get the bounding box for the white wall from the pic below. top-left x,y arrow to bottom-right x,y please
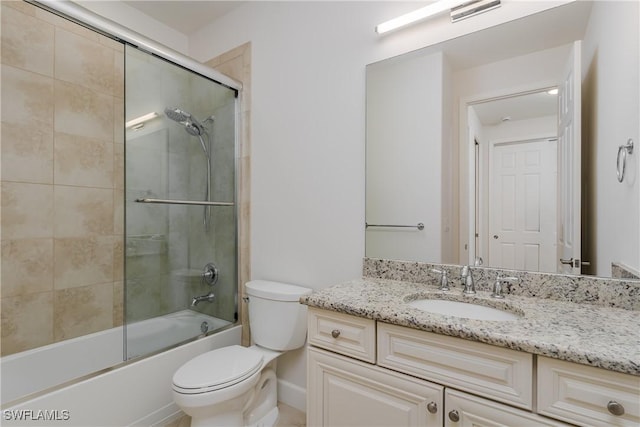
366,51 -> 445,263
581,1 -> 640,276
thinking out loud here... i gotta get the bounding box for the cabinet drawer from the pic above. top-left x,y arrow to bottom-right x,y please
378,322 -> 533,409
537,356 -> 640,427
308,308 -> 376,363
444,388 -> 570,426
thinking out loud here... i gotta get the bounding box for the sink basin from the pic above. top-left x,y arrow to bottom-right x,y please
406,299 -> 521,321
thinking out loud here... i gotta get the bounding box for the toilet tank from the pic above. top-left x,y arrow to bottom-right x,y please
245,280 -> 313,351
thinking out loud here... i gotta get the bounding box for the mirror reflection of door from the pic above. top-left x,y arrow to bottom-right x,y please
557,41 -> 582,275
488,138 -> 557,272
469,89 -> 561,273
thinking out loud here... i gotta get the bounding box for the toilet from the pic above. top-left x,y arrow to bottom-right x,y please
172,280 -> 312,427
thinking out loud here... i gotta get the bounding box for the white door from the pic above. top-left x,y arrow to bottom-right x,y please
557,41 -> 582,274
488,139 -> 558,272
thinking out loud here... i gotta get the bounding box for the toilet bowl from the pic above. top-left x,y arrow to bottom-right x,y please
172,280 -> 312,427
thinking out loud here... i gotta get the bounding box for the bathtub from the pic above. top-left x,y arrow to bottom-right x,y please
1,310 -> 233,406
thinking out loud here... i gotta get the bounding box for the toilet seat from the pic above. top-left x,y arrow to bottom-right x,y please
172,345 -> 263,395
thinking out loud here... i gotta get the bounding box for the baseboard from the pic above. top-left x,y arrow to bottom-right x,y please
129,402 -> 182,427
277,379 -> 306,413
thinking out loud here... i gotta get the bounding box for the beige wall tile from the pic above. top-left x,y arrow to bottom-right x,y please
2,1 -> 37,16
1,64 -> 54,130
1,4 -> 54,76
113,236 -> 124,281
1,238 -> 54,297
34,7 -> 100,43
53,236 -> 114,289
55,27 -> 115,95
54,80 -> 113,141
113,281 -> 124,327
114,99 -> 125,144
54,132 -> 114,188
1,291 -> 54,356
1,121 -> 54,184
54,186 -> 114,237
114,144 -> 124,189
53,284 -> 113,341
114,50 -> 125,98
1,182 -> 54,240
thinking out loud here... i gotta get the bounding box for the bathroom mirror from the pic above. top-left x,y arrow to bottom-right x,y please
365,1 -> 639,279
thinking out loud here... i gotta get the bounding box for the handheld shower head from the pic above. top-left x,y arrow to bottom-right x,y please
164,107 -> 191,122
165,107 -> 207,137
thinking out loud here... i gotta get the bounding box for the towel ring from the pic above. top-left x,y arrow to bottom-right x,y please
616,139 -> 634,183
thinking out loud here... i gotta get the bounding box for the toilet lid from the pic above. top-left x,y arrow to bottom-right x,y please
172,345 -> 263,392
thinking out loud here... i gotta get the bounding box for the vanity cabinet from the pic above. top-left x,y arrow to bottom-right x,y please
537,356 -> 640,427
307,307 -> 638,427
308,346 -> 443,426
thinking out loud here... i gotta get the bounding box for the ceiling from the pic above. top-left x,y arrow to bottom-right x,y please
122,1 -> 245,35
472,90 -> 558,126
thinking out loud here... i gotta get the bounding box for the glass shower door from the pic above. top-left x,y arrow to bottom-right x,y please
124,45 -> 238,359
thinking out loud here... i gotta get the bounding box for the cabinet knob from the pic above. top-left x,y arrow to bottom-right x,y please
331,329 -> 341,339
426,401 -> 437,414
448,410 -> 460,422
607,400 -> 625,416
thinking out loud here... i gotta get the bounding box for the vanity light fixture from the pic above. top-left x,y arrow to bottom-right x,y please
375,0 -> 501,34
125,112 -> 159,130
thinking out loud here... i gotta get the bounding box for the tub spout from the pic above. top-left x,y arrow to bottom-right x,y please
191,292 -> 215,307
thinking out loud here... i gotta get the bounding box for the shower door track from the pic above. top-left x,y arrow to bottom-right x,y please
135,198 -> 234,207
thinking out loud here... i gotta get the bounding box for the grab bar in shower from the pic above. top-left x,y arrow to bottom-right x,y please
366,222 -> 425,231
135,198 -> 235,207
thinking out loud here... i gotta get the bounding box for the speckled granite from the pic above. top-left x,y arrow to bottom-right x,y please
612,262 -> 640,280
363,258 -> 640,310
301,275 -> 640,376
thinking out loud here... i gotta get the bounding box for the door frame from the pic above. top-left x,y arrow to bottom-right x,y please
460,81 -> 559,266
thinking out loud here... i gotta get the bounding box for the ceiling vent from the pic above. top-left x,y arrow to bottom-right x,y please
451,0 -> 502,23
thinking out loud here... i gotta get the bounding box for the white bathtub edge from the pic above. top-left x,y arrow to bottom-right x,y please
2,325 -> 241,427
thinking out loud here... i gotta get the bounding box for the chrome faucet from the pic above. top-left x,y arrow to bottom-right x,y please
191,292 -> 215,307
461,265 -> 476,295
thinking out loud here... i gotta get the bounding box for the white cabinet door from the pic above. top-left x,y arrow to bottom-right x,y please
307,346 -> 443,427
444,389 -> 570,427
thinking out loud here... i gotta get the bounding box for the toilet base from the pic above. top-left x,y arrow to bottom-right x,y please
246,406 -> 278,427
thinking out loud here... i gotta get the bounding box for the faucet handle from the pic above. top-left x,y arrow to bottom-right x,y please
497,275 -> 519,283
461,265 -> 476,295
492,275 -> 518,298
431,268 -> 450,291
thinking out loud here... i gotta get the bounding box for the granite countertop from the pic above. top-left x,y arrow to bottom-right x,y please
301,278 -> 640,376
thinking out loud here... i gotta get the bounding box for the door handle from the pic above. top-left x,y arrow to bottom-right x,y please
560,258 -> 590,268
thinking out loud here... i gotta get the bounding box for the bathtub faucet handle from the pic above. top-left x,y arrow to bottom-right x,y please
202,262 -> 219,287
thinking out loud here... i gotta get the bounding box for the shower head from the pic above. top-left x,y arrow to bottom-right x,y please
165,106 -> 207,137
164,107 -> 192,122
